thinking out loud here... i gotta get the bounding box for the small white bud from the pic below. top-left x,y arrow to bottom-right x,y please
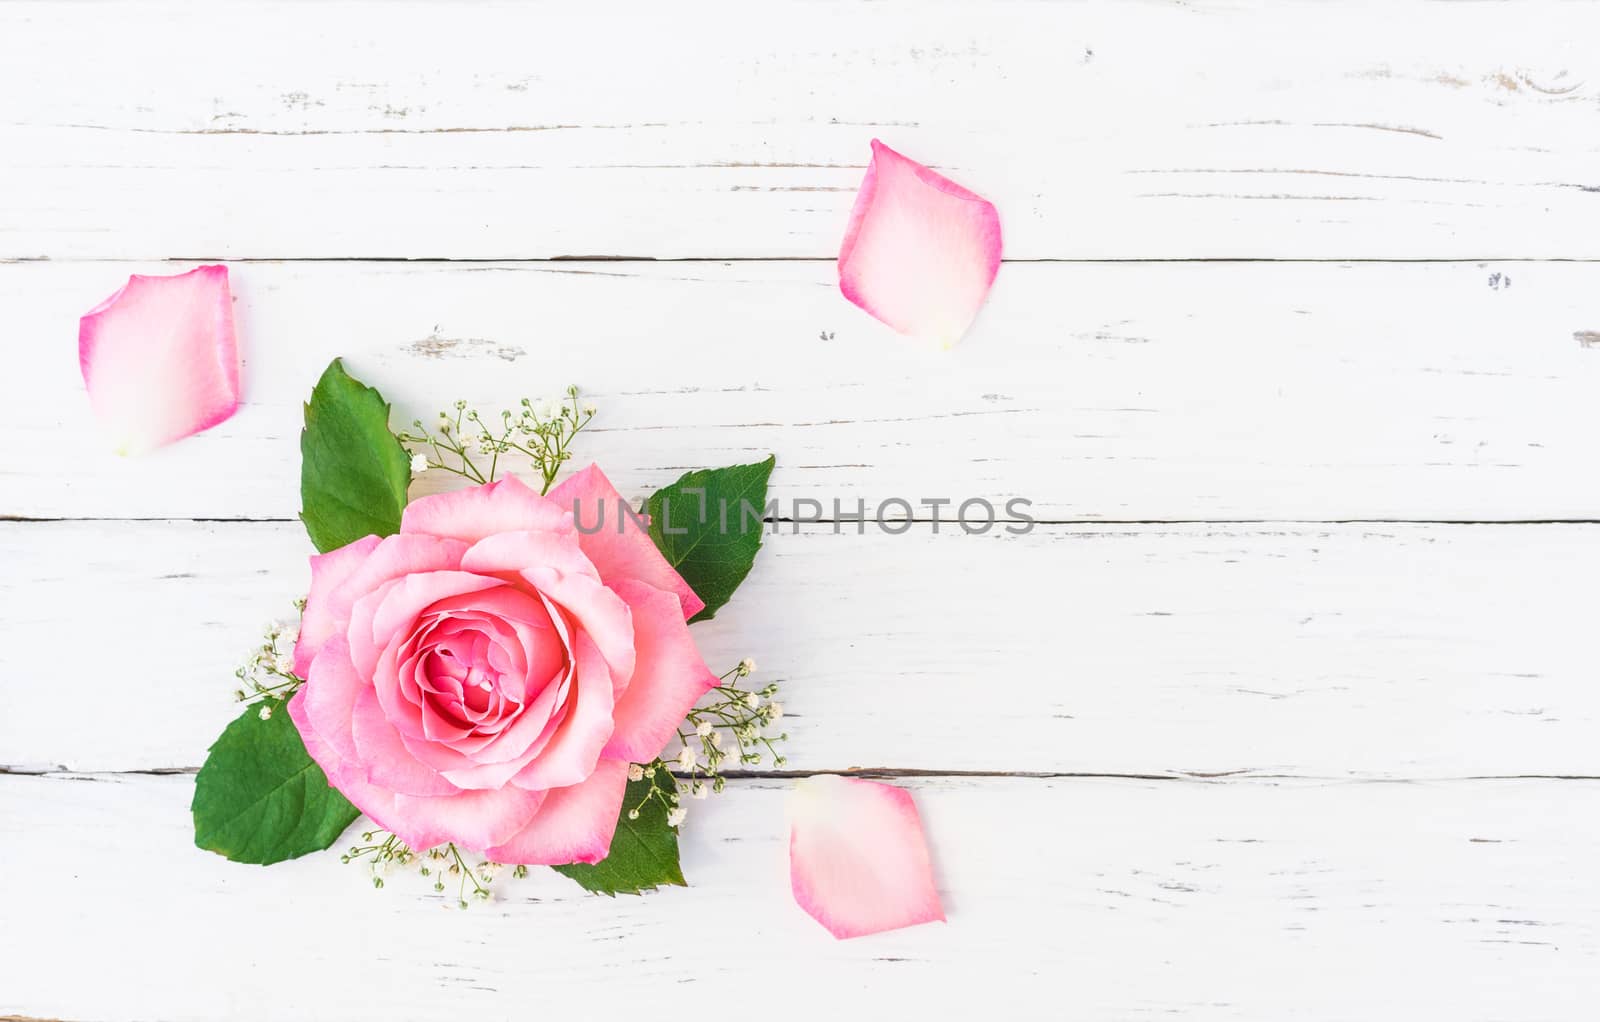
581,403 -> 597,417
666,807 -> 687,827
738,657 -> 756,675
676,745 -> 698,771
691,783 -> 708,800
258,704 -> 273,721
744,691 -> 761,710
627,763 -> 644,782
410,453 -> 429,474
766,701 -> 784,723
695,720 -> 714,738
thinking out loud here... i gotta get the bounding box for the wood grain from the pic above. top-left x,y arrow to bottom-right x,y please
2,1 -> 1598,260
9,259 -> 1600,522
5,2 -> 1599,1018
5,772 -> 1599,1021
6,518 -> 1595,778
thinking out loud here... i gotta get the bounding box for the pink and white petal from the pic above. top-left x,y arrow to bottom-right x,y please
459,528 -> 601,584
389,784 -> 548,854
293,535 -> 381,677
78,264 -> 240,455
548,464 -> 705,620
288,689 -> 403,837
300,638 -> 367,762
349,689 -> 459,797
310,533 -> 469,670
522,564 -> 636,687
837,140 -> 1002,347
788,775 -> 946,940
347,571 -> 504,683
401,475 -> 573,545
435,746 -> 541,791
602,579 -> 719,763
483,758 -> 630,866
507,632 -> 615,791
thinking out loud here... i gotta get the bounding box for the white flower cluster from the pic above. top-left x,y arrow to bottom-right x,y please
396,386 -> 595,492
343,831 -> 525,909
660,658 -> 788,824
232,615 -> 303,714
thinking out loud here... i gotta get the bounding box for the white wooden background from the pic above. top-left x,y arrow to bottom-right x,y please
3,2 -> 1600,1019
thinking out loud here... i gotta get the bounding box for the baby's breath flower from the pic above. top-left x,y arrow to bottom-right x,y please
670,659 -> 786,800
399,388 -> 594,492
667,807 -> 687,827
232,609 -> 306,708
627,763 -> 645,782
346,837 -> 512,907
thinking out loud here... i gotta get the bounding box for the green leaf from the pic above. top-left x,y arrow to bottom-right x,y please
645,455 -> 775,623
192,698 -> 361,865
553,762 -> 685,896
299,358 -> 412,553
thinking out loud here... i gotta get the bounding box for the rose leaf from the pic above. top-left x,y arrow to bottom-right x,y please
299,358 -> 412,553
645,455 -> 775,623
192,697 -> 361,865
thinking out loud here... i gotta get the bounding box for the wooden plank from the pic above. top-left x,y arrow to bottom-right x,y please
2,1 -> 1599,260
9,260 -> 1600,522
4,772 -> 1599,1020
5,519 -> 1595,778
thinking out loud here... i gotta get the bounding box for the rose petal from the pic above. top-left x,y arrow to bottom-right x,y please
349,688 -> 458,797
293,535 -> 381,677
548,463 -> 705,620
602,579 -> 719,763
459,528 -> 602,586
299,637 -> 366,762
837,139 -> 1002,347
388,784 -> 548,854
348,570 -> 503,685
483,757 -> 630,865
520,564 -> 636,688
788,775 -> 945,940
78,264 -> 241,455
289,688 -> 403,835
507,631 -> 616,791
401,474 -> 573,546
297,533 -> 469,677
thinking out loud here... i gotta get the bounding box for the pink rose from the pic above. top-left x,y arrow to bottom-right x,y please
288,466 -> 714,864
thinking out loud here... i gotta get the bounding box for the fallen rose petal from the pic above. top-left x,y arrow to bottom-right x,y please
837,140 -> 1002,347
78,264 -> 240,455
789,774 -> 945,939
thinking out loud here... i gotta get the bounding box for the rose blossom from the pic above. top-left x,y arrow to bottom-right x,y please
288,465 -> 715,864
